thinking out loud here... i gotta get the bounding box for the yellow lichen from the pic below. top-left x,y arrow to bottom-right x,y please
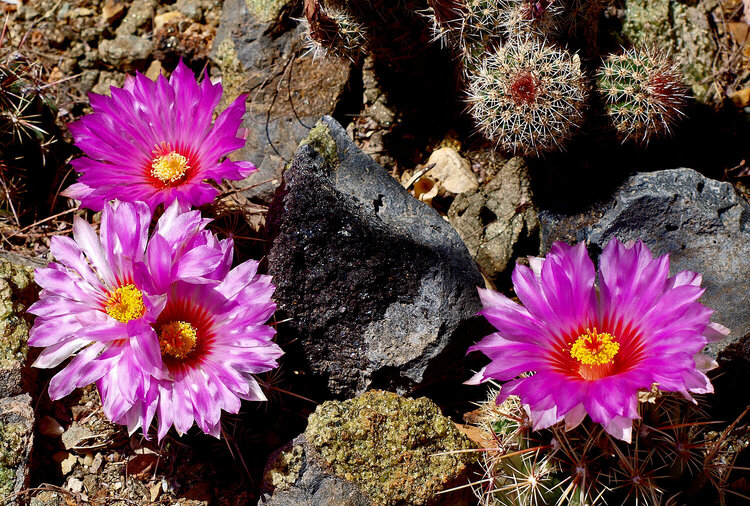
303,390 -> 476,505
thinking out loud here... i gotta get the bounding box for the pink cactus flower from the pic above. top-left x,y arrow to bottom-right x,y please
468,238 -> 728,442
63,61 -> 255,211
29,200 -> 281,439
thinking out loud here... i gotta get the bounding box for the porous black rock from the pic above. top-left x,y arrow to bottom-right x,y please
267,117 -> 484,398
539,168 -> 750,356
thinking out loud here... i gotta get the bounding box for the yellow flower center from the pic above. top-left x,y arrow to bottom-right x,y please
159,321 -> 197,359
105,284 -> 145,323
570,328 -> 620,366
151,151 -> 190,184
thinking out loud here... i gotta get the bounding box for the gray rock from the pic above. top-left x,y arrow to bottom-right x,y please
539,168 -> 749,356
0,394 -> 34,503
448,157 -> 540,280
260,435 -> 371,506
114,0 -> 155,37
98,36 -> 153,71
212,0 -> 352,204
267,117 -> 484,397
174,0 -> 204,22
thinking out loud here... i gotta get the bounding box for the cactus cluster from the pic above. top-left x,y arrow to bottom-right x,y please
0,44 -> 60,224
303,0 -> 689,156
471,387 -> 743,505
597,47 -> 687,145
467,37 -> 587,156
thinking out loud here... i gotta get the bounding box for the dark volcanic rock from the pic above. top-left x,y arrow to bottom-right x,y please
539,168 -> 749,356
267,117 -> 484,397
212,0 -> 354,204
260,391 -> 476,506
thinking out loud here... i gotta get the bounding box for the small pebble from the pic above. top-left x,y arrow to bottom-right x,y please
67,477 -> 84,494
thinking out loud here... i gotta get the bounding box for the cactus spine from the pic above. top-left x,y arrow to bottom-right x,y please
596,47 -> 687,145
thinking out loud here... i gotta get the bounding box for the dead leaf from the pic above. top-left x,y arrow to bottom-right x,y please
728,22 -> 750,46
730,88 -> 750,107
126,453 -> 159,478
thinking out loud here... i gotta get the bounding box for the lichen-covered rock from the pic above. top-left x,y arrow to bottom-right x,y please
212,0 -> 353,204
0,261 -> 36,398
261,391 -> 477,505
267,117 -> 484,397
0,394 -> 34,502
539,168 -> 747,356
246,0 -> 289,23
620,0 -> 717,102
261,435 -> 371,506
448,157 -> 540,281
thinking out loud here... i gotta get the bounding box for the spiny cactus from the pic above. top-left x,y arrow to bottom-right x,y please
456,0 -> 505,73
498,0 -> 564,39
596,47 -> 688,145
467,37 -> 588,156
425,0 -> 467,44
0,40 -> 61,224
303,0 -> 369,62
471,386 -> 745,505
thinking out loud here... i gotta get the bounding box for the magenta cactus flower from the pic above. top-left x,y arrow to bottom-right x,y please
63,61 -> 255,211
29,200 -> 224,397
107,267 -> 281,440
468,238 -> 728,442
29,200 -> 281,439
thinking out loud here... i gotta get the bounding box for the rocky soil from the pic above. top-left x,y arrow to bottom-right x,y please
3,0 -> 750,504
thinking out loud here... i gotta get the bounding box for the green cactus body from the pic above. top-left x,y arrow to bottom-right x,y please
467,37 -> 588,156
499,0 -> 564,39
475,388 -> 743,505
303,0 -> 369,62
596,47 -> 687,145
457,0 -> 504,72
0,48 -> 61,223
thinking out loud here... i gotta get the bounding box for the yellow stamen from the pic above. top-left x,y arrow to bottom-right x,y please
570,328 -> 620,366
151,151 -> 190,184
105,284 -> 145,323
159,321 -> 197,359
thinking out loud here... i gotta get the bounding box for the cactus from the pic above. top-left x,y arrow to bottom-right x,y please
472,386 -> 744,505
561,0 -> 604,50
596,47 -> 687,145
467,36 -> 588,156
302,0 -> 369,62
425,0 -> 468,44
0,37 -> 61,224
498,0 -> 564,39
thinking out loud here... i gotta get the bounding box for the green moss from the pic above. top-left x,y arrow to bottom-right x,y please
246,0 -> 287,23
305,390 -> 476,505
622,0 -> 717,102
0,261 -> 34,370
301,122 -> 339,168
